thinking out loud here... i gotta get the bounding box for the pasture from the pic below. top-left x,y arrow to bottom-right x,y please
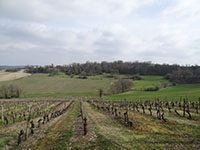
0,73 -> 200,101
106,84 -> 200,101
0,74 -> 112,98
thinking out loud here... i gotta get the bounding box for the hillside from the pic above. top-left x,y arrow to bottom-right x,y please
0,73 -> 200,101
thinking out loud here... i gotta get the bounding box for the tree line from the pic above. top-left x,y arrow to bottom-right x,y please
25,61 -> 200,84
165,67 -> 200,84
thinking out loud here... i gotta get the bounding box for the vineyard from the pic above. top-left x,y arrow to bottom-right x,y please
0,97 -> 200,150
2,0 -> 200,149
0,98 -> 72,149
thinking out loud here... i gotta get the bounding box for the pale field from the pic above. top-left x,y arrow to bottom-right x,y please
0,70 -> 31,82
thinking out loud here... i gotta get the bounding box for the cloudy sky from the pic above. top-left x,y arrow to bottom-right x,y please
0,0 -> 200,65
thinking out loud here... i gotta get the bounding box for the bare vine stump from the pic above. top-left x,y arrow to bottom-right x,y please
38,119 -> 42,128
83,117 -> 87,135
161,112 -> 167,122
1,105 -> 4,121
148,107 -> 152,116
30,120 -> 35,134
4,116 -> 8,125
183,99 -> 186,117
175,109 -> 181,116
17,130 -> 24,145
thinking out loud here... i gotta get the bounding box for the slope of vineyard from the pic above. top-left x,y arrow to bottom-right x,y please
85,99 -> 200,150
0,98 -> 200,150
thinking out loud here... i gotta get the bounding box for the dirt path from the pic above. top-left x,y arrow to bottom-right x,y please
0,70 -> 31,82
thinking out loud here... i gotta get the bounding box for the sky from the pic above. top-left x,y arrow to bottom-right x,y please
0,0 -> 200,65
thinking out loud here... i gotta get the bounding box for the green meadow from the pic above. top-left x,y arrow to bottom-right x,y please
106,84 -> 200,101
0,73 -> 200,101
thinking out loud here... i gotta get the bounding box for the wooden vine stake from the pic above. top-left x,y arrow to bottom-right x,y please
1,104 -> 4,121
183,98 -> 186,117
124,99 -> 129,123
25,105 -> 32,140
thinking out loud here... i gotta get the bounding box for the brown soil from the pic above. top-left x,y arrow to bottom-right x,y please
0,70 -> 31,82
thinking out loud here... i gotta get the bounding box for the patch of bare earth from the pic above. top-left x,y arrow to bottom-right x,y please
0,70 -> 31,82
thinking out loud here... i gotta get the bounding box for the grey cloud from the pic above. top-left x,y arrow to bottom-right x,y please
0,0 -> 152,23
0,0 -> 200,65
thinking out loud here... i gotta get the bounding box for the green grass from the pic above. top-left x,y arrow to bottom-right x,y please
89,134 -> 121,150
132,76 -> 167,91
32,102 -> 80,150
0,73 -> 200,101
0,74 -> 113,97
27,92 -> 98,98
0,135 -> 13,149
105,84 -> 200,101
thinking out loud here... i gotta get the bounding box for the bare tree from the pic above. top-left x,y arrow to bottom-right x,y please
110,79 -> 133,94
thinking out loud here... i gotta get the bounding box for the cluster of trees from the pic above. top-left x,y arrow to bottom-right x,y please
26,61 -> 180,76
165,67 -> 200,84
26,65 -> 56,74
5,68 -> 20,72
0,84 -> 24,99
25,61 -> 200,84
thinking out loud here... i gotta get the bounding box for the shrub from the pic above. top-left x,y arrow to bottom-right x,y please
105,74 -> 116,78
144,86 -> 160,91
110,79 -> 133,94
0,84 -> 24,99
78,76 -> 88,79
79,71 -> 88,79
130,74 -> 142,80
5,68 -> 20,72
99,88 -> 104,98
49,68 -> 60,76
161,81 -> 171,88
